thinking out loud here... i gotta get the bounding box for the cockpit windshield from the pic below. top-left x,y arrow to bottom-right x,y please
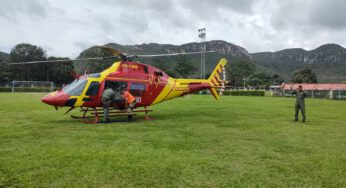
63,78 -> 88,96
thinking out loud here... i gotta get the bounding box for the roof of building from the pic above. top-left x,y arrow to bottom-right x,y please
281,83 -> 346,90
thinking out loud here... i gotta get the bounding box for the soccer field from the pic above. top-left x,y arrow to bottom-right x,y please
0,93 -> 345,187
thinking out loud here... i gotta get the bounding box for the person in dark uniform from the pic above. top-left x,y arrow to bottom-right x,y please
291,85 -> 308,122
102,84 -> 115,123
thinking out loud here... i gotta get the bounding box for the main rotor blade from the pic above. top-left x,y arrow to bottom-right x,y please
136,50 -> 216,58
7,56 -> 118,65
97,46 -> 126,58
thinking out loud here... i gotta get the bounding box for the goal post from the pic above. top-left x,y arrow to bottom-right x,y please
11,81 -> 55,93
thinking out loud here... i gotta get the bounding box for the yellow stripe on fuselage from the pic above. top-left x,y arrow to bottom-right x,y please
152,78 -> 209,105
151,77 -> 176,105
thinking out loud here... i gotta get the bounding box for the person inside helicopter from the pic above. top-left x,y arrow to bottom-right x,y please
114,85 -> 123,104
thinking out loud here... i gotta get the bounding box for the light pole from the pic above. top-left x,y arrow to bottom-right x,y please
243,78 -> 246,89
198,28 -> 206,79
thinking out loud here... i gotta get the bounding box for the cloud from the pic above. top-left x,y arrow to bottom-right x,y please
0,0 -> 50,22
309,0 -> 346,29
0,0 -> 345,57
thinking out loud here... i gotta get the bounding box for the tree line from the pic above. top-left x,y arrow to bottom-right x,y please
0,43 -> 74,84
0,43 -> 318,87
223,58 -> 317,88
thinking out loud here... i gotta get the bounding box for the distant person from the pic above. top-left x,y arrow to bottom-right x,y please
102,85 -> 115,123
123,89 -> 136,121
291,85 -> 308,122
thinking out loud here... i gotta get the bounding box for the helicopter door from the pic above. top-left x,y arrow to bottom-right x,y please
83,81 -> 100,106
129,82 -> 147,105
103,80 -> 128,108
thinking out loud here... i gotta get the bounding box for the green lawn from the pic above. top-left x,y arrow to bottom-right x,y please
0,93 -> 345,187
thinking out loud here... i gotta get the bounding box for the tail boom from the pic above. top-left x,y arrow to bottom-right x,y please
151,58 -> 228,104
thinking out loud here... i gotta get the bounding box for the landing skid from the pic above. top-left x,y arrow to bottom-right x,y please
70,107 -> 153,124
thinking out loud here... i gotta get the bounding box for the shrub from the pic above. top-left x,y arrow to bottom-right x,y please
223,90 -> 231,95
229,90 -> 265,96
0,87 -> 11,92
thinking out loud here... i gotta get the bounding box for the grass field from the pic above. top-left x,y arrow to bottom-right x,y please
0,93 -> 346,187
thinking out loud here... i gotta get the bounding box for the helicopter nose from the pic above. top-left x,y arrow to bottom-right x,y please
41,91 -> 70,106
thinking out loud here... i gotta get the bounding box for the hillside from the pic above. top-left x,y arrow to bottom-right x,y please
0,51 -> 9,62
76,40 -> 250,78
3,41 -> 345,83
252,44 -> 346,82
77,41 -> 346,82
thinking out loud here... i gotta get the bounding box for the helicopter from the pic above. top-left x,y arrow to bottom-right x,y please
10,46 -> 227,123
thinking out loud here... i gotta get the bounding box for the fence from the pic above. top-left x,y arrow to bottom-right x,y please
0,81 -> 55,92
283,89 -> 346,100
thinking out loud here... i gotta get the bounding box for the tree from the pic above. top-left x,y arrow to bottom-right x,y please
77,46 -> 114,73
248,72 -> 272,87
248,72 -> 285,88
151,57 -> 177,77
9,43 -> 47,81
0,61 -> 12,83
272,73 -> 284,84
226,58 -> 256,86
291,67 -> 318,83
173,56 -> 196,78
46,57 -> 74,84
151,58 -> 171,72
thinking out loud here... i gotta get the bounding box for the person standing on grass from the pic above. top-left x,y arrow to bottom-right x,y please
291,85 -> 308,122
102,84 -> 115,123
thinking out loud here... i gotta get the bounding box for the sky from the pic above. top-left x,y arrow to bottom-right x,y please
1,0 -> 346,58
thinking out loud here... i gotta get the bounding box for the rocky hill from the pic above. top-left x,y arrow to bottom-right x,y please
3,41 -> 346,82
252,44 -> 346,82
78,41 -> 346,82
76,40 -> 250,77
0,51 -> 9,62
104,40 -> 250,58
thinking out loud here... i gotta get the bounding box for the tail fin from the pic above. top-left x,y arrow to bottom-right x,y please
208,58 -> 227,100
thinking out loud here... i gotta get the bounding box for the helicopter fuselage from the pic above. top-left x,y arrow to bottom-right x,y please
41,60 -> 226,109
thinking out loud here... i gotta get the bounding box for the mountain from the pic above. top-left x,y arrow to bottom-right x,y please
76,40 -> 250,77
252,44 -> 346,82
104,40 -> 250,58
77,41 -> 346,82
0,51 -> 9,62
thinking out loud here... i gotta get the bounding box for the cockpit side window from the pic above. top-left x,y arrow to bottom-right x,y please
63,79 -> 88,96
130,83 -> 146,96
86,81 -> 100,96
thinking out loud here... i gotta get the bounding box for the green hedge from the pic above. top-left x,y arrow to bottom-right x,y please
224,90 -> 265,96
0,87 -> 53,92
0,87 -> 11,92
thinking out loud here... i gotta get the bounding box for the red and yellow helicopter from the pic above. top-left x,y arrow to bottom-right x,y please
13,46 -> 227,123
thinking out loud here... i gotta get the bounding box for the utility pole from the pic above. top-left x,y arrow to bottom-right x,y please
198,28 -> 206,79
243,78 -> 246,89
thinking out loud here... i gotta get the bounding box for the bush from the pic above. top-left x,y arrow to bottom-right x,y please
0,87 -> 52,92
223,90 -> 231,95
194,90 -> 265,96
229,90 -> 265,96
0,87 -> 11,92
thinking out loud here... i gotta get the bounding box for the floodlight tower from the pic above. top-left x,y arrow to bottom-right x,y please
198,28 -> 206,79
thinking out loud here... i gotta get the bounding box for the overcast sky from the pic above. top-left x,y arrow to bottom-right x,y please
1,0 -> 346,57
